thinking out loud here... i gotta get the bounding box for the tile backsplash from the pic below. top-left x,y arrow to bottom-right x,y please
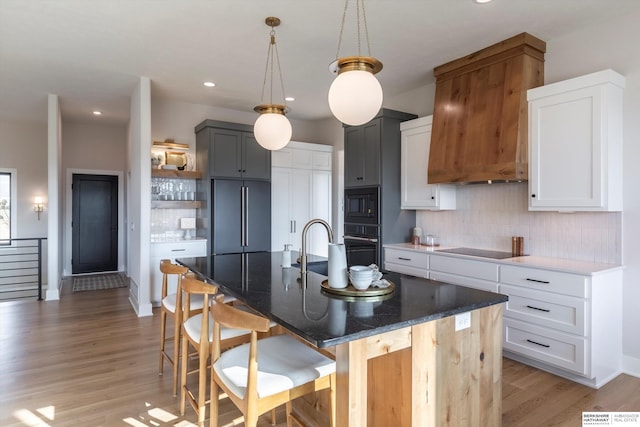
416,182 -> 621,264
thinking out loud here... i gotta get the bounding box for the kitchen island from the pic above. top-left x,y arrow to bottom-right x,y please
178,251 -> 508,427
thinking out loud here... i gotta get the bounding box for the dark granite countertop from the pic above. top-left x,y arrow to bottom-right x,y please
177,251 -> 508,348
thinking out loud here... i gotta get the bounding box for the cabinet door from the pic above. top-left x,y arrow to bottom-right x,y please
529,86 -> 604,210
245,180 -> 271,252
271,167 -> 293,251
210,129 -> 243,178
401,117 -> 456,210
242,133 -> 271,180
292,169 -> 311,251
212,179 -> 243,254
344,126 -> 365,187
361,119 -> 381,186
309,170 -> 332,257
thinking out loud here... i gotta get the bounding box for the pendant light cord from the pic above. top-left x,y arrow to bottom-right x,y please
259,25 -> 287,109
335,0 -> 372,60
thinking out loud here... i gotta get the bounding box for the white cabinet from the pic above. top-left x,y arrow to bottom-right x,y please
271,142 -> 332,257
528,69 -> 625,212
499,264 -> 622,388
400,116 -> 455,210
383,247 -> 429,278
429,254 -> 499,293
149,239 -> 206,306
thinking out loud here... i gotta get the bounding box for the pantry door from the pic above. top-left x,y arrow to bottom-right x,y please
71,174 -> 118,274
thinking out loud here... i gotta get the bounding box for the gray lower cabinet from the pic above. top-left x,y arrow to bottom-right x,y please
195,120 -> 271,255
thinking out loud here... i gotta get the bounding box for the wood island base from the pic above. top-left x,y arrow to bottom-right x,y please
293,304 -> 504,427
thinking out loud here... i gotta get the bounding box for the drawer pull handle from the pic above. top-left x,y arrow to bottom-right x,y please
525,278 -> 550,284
171,249 -> 187,252
526,339 -> 550,348
398,257 -> 412,261
526,305 -> 550,313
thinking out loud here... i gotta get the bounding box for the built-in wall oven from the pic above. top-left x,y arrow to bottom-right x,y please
344,187 -> 379,225
343,223 -> 380,267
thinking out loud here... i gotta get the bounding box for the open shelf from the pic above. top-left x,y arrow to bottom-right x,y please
151,169 -> 202,179
151,200 -> 202,209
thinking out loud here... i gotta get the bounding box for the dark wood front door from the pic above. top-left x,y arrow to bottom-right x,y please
72,174 -> 118,274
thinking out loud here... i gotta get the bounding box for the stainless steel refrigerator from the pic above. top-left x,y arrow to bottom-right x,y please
211,179 -> 271,254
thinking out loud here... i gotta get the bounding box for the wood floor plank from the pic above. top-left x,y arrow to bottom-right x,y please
0,283 -> 639,426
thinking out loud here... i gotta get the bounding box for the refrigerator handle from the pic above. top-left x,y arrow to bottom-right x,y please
241,186 -> 246,247
244,186 -> 249,247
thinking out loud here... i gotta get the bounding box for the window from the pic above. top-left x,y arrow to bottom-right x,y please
0,169 -> 16,243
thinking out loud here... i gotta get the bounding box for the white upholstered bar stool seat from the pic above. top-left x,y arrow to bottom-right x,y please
210,295 -> 336,427
214,334 -> 336,400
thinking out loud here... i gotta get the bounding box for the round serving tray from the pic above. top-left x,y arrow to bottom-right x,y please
320,279 -> 395,299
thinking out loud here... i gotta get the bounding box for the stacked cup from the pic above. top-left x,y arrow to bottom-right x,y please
349,265 -> 383,290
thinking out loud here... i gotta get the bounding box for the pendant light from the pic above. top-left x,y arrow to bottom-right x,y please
253,16 -> 292,151
328,0 -> 383,126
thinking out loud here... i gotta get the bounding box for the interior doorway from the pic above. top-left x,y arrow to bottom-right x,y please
71,173 -> 118,274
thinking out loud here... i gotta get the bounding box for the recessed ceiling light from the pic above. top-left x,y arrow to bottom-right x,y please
203,82 -> 216,87
93,111 -> 102,116
285,96 -> 295,102
474,0 -> 493,3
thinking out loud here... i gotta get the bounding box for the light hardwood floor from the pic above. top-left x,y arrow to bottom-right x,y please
0,282 -> 638,426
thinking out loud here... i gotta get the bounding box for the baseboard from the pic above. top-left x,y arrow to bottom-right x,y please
622,355 -> 640,379
503,350 -> 620,389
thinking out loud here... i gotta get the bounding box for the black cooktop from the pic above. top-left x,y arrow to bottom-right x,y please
436,247 -> 521,259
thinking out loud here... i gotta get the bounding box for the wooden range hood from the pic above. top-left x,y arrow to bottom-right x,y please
428,33 -> 546,184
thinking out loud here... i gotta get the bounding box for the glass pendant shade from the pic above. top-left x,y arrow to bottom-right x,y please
254,110 -> 292,150
328,69 -> 383,126
253,17 -> 291,151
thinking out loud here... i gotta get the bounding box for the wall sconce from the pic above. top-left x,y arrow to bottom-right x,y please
34,196 -> 44,220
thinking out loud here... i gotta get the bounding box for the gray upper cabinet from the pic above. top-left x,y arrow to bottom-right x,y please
345,120 -> 381,187
195,120 -> 271,181
344,109 -> 417,189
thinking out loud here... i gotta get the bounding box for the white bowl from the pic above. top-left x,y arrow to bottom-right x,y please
349,274 -> 372,290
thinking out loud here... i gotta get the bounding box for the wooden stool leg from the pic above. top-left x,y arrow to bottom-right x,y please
172,311 -> 181,396
159,309 -> 167,374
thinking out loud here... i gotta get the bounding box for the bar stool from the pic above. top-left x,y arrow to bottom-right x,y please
158,259 -> 203,396
179,276 -> 253,426
209,294 -> 336,427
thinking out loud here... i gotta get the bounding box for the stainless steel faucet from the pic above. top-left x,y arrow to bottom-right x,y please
299,219 -> 333,275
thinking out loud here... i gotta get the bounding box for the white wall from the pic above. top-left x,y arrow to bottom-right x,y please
389,11 -> 640,374
0,120 -> 48,238
151,99 -> 334,148
128,77 -> 153,317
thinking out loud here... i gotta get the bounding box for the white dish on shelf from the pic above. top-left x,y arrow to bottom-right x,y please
161,164 -> 177,170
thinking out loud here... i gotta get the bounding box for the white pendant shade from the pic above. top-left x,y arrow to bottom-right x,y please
328,69 -> 383,126
254,113 -> 292,150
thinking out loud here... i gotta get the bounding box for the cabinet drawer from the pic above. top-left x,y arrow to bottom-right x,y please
500,284 -> 586,335
504,318 -> 587,375
500,265 -> 587,298
151,240 -> 207,258
384,248 -> 429,269
384,262 -> 428,279
430,271 -> 498,293
430,255 -> 498,282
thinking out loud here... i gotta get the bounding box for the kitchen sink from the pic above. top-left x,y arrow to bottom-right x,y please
292,261 -> 328,276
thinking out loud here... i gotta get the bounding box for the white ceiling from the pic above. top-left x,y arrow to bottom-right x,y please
1,0 -> 636,126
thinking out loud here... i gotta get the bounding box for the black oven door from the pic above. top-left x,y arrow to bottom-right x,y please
344,187 -> 379,224
344,235 -> 379,267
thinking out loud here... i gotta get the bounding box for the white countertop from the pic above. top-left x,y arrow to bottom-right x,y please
383,242 -> 624,276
